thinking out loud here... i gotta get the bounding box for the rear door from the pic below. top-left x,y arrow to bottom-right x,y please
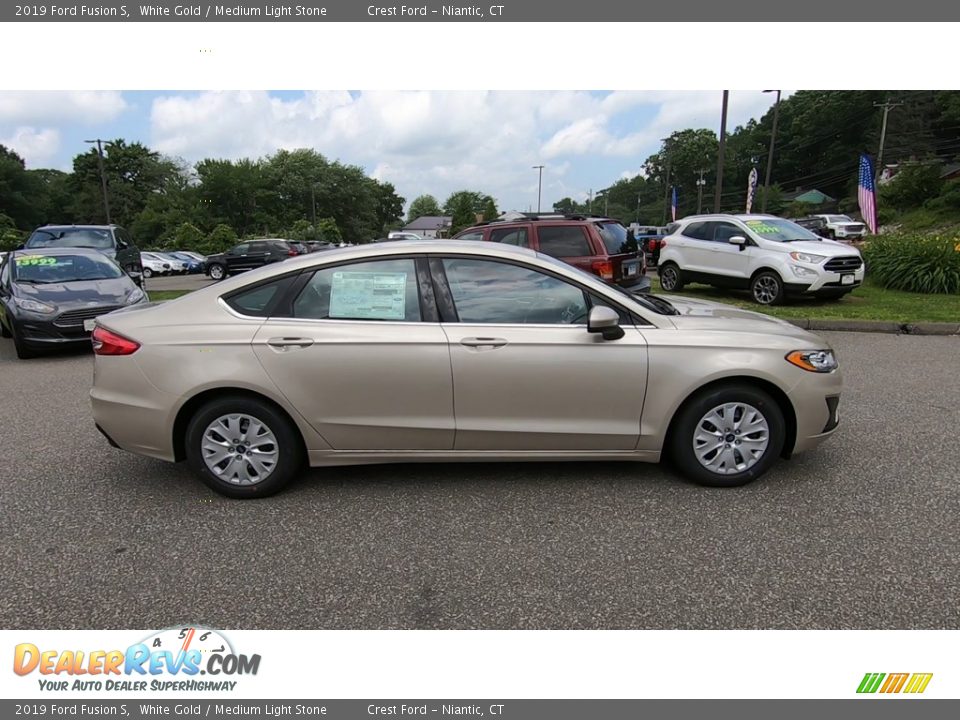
434,256 -> 647,451
250,256 -> 454,450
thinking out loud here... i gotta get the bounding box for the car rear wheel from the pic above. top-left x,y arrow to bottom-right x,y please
669,383 -> 785,488
142,267 -> 153,279
185,396 -> 304,499
750,271 -> 784,305
207,263 -> 226,281
659,262 -> 685,291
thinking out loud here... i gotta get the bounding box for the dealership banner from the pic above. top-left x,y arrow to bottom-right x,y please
3,629 -> 958,705
2,0 -> 959,22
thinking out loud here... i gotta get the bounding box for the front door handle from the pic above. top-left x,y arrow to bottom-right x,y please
460,337 -> 508,349
267,337 -> 314,349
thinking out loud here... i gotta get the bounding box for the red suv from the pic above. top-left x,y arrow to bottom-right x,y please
453,215 -> 650,292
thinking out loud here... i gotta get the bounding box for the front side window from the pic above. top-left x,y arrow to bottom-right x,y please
489,227 -> 529,247
536,226 -> 592,257
712,222 -> 743,242
442,258 -> 588,325
229,244 -> 250,255
293,258 -> 421,322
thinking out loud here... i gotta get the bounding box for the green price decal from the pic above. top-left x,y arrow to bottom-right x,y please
14,255 -> 57,266
745,221 -> 780,234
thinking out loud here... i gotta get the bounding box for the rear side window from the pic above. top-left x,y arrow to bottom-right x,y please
489,227 -> 529,247
681,222 -> 710,240
223,276 -> 295,317
596,222 -> 637,255
456,231 -> 484,242
293,258 -> 421,322
536,226 -> 592,257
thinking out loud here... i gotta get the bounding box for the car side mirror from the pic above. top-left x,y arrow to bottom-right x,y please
728,235 -> 747,250
587,305 -> 624,341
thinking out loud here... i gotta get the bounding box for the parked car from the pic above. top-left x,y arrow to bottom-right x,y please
143,252 -> 186,275
809,214 -> 866,241
91,239 -> 842,498
0,248 -> 147,359
657,214 -> 865,305
454,214 -> 649,293
23,225 -> 143,280
139,252 -> 173,278
203,239 -> 298,280
167,251 -> 204,274
388,231 -> 424,241
304,241 -> 335,253
791,216 -> 829,236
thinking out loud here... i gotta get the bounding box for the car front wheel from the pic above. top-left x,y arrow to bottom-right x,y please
659,262 -> 685,291
750,271 -> 784,305
142,267 -> 153,279
207,263 -> 226,281
669,383 -> 786,488
185,396 -> 304,498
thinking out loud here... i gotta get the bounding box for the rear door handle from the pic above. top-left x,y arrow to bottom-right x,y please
267,337 -> 314,349
460,337 -> 508,349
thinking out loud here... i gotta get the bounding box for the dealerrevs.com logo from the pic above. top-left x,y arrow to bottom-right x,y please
857,673 -> 933,695
13,627 -> 261,692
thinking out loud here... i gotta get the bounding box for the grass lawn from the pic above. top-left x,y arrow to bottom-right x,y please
652,277 -> 960,323
147,290 -> 193,302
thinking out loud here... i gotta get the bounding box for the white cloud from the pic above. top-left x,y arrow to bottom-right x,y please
1,126 -> 60,167
0,91 -> 127,125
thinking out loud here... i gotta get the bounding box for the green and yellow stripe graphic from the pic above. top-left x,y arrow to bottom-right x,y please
857,672 -> 933,694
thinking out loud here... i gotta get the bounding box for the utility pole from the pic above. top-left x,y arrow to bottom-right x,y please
761,89 -> 781,213
660,143 -> 672,225
874,100 -> 903,183
636,193 -> 641,223
532,165 -> 544,213
84,139 -> 112,224
714,91 -> 729,213
588,189 -> 593,214
696,168 -> 707,214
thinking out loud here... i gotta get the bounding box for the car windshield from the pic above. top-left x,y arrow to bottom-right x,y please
742,218 -> 820,243
826,215 -> 855,223
25,228 -> 114,250
12,253 -> 124,283
596,222 -> 638,255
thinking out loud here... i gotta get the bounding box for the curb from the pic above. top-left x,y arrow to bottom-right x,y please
785,319 -> 960,335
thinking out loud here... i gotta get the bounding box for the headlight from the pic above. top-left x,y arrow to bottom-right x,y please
789,251 -> 826,264
14,297 -> 56,314
790,265 -> 818,278
786,349 -> 838,373
126,287 -> 146,304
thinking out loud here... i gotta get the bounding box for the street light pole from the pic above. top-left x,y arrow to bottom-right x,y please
714,91 -> 729,213
696,168 -> 706,214
84,138 -> 112,224
874,100 -> 903,184
761,89 -> 781,213
532,165 -> 544,213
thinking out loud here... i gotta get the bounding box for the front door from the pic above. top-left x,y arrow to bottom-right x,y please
435,257 -> 647,451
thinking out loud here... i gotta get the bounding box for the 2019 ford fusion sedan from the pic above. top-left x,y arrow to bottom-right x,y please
90,240 -> 842,498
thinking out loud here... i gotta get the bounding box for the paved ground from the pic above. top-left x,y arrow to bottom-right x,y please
0,331 -> 957,630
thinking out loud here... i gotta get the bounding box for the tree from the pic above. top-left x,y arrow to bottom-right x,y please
481,196 -> 498,221
445,191 -> 479,233
171,222 -> 205,252
0,213 -> 25,251
407,194 -> 442,222
202,223 -> 238,254
880,162 -> 944,211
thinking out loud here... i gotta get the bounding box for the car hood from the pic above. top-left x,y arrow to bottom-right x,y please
659,295 -> 827,344
775,239 -> 860,256
15,278 -> 136,307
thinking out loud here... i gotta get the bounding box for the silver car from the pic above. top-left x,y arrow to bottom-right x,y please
90,240 -> 842,498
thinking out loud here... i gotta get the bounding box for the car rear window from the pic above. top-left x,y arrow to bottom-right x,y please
537,226 -> 592,258
596,222 -> 637,255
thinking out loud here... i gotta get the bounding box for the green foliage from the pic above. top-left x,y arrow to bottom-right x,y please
315,217 -> 342,243
203,224 -> 238,254
481,197 -> 498,222
924,179 -> 960,212
167,222 -> 205,252
444,190 -> 491,232
863,234 -> 960,294
879,163 -> 944,211
407,194 -> 442,222
0,213 -> 25,251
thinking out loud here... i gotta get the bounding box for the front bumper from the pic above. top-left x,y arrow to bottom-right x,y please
785,266 -> 865,294
788,367 -> 843,455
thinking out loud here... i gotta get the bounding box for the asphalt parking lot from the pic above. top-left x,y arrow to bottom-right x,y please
1,331 -> 957,630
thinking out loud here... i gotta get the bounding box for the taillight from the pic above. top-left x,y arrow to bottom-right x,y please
288,249 -> 297,256
92,326 -> 140,356
591,260 -> 614,280
659,239 -> 666,248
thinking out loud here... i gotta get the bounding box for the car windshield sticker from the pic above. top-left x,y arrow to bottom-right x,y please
14,255 -> 58,266
329,271 -> 407,320
745,220 -> 781,234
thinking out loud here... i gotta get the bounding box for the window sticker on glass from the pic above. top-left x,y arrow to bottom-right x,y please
745,220 -> 781,234
14,255 -> 57,266
329,271 -> 408,320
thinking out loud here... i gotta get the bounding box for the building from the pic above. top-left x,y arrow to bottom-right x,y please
402,216 -> 453,238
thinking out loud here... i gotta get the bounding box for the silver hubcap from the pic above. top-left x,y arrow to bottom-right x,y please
753,275 -> 779,304
693,402 -> 770,475
201,413 -> 279,485
210,266 -> 223,279
662,267 -> 678,289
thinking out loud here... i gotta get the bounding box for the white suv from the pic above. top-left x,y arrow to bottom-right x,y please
657,214 -> 865,305
811,214 -> 866,241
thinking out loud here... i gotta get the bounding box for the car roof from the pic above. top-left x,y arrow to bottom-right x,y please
12,246 -> 107,256
35,224 -> 118,231
673,214 -> 785,224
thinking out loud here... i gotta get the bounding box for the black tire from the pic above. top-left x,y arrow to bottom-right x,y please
669,383 -> 786,488
750,270 -> 784,305
184,396 -> 304,499
11,323 -> 38,359
659,262 -> 685,292
207,263 -> 226,281
142,267 -> 153,279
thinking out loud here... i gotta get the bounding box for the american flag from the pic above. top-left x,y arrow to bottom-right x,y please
858,154 -> 878,234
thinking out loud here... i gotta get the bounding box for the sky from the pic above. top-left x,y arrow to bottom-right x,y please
0,90 -> 783,214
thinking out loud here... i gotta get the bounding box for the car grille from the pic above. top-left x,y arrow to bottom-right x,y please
844,224 -> 864,232
824,256 -> 863,272
53,306 -> 123,328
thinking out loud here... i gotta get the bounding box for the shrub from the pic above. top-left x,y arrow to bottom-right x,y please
203,224 -> 238,254
863,233 -> 960,294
